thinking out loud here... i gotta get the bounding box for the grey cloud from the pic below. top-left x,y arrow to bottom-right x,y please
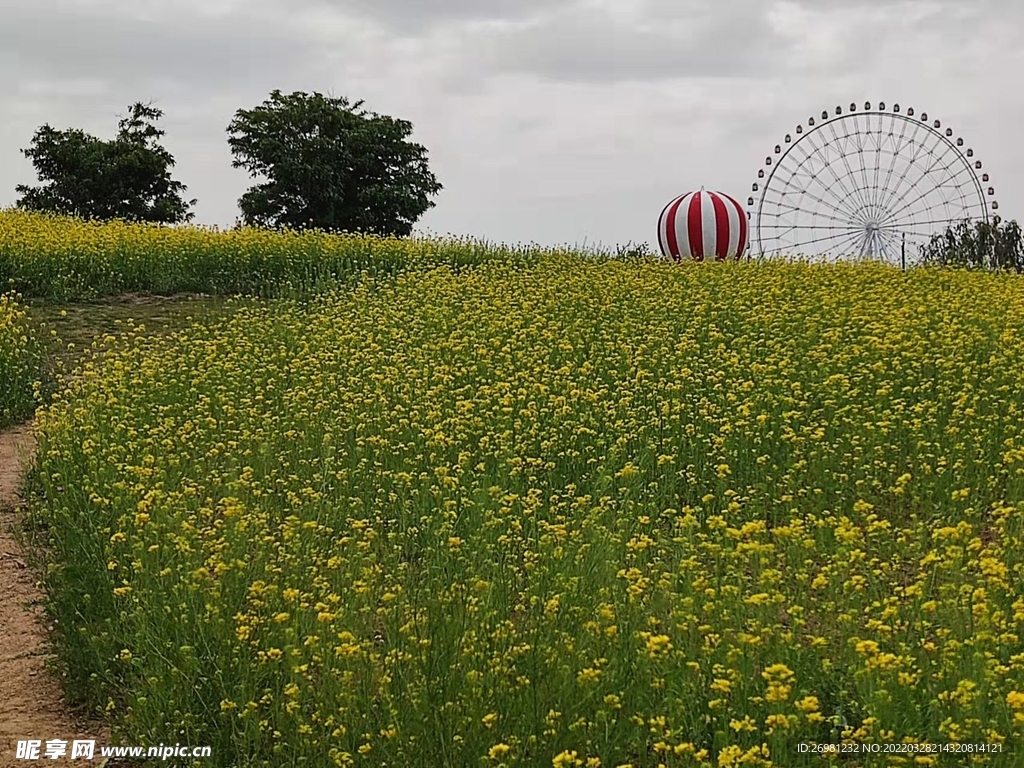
465,1 -> 784,83
2,0 -> 322,91
297,0 -> 568,32
0,0 -> 1020,249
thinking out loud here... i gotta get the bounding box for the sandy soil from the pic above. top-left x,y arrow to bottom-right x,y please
0,423 -> 107,766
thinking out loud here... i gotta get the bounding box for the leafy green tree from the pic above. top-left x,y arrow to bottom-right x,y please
16,102 -> 195,224
226,90 -> 442,236
919,217 -> 1023,272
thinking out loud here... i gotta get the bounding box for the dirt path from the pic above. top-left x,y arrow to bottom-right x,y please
0,295 -> 234,765
0,423 -> 106,766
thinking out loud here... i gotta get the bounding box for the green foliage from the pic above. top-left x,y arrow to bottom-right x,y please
226,90 -> 442,237
16,103 -> 196,225
0,292 -> 41,428
0,210 -> 548,301
919,217 -> 1024,272
28,259 -> 1024,766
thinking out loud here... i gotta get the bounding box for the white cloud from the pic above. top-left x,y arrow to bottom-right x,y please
0,0 -> 1020,250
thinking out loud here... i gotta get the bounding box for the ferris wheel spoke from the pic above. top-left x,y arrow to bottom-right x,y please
760,197 -> 861,228
915,165 -> 977,221
798,129 -> 873,222
873,122 -> 950,220
882,218 -> 969,240
776,147 -> 866,223
870,119 -> 938,216
763,170 -> 863,224
861,226 -> 887,260
786,123 -> 875,221
850,114 -> 866,153
880,195 -> 959,231
870,114 -> 907,223
831,227 -> 874,258
772,227 -> 872,251
875,228 -> 906,264
763,231 -> 863,259
872,114 -> 913,216
864,230 -> 882,259
763,174 -> 864,225
766,218 -> 814,242
853,113 -> 880,222
876,149 -> 955,222
883,227 -> 965,241
763,222 -> 858,248
751,107 -> 992,261
867,224 -> 900,262
823,121 -> 877,215
883,182 -> 980,227
888,114 -> 918,158
882,214 -> 977,231
876,158 -> 973,229
757,223 -> 878,230
867,113 -> 888,222
884,171 -> 970,225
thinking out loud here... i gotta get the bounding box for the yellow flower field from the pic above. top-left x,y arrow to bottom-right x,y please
0,209 -> 543,300
0,292 -> 40,427
27,254 -> 1024,767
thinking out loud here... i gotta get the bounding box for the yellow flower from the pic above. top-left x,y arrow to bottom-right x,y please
16,213 -> 1024,767
553,750 -> 582,767
855,639 -> 880,656
603,694 -> 622,709
729,716 -> 756,732
639,632 -> 673,658
711,678 -> 732,694
488,743 -> 511,760
717,745 -> 743,767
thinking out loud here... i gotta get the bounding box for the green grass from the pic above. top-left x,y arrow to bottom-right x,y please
1,290 -> 240,433
0,209 -> 547,301
27,293 -> 239,381
0,293 -> 42,428
23,256 -> 1024,767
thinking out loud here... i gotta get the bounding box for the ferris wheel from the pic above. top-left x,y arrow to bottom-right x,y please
747,101 -> 999,265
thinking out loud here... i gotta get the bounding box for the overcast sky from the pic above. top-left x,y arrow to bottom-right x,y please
2,0 -> 1021,249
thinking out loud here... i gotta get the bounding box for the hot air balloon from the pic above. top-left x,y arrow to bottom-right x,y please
657,188 -> 748,261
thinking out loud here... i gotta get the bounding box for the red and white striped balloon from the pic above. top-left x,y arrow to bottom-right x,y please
657,189 -> 748,261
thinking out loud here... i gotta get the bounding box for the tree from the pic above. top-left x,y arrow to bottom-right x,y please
919,217 -> 1024,273
226,90 -> 442,236
16,102 -> 196,224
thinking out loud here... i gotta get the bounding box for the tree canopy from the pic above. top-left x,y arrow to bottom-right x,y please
16,102 -> 195,224
226,90 -> 442,236
919,217 -> 1023,272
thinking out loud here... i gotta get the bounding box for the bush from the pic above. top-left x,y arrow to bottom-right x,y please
920,218 -> 1024,272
